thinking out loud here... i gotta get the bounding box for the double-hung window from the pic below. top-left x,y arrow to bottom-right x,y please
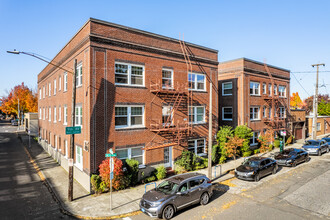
39,89 -> 42,100
279,86 -> 286,97
115,62 -> 144,86
54,106 -> 57,123
76,63 -> 83,87
274,84 -> 277,95
115,106 -> 144,129
75,104 -> 82,127
64,72 -> 68,91
263,106 -> 266,118
43,86 -> 45,98
279,107 -> 285,118
268,107 -> 272,118
58,106 -> 61,121
189,106 -> 205,124
58,76 -> 62,91
250,106 -> 260,120
162,105 -> 173,125
250,82 -> 260,95
262,83 -> 267,94
49,83 -> 51,96
43,108 -> 45,120
268,84 -> 272,96
63,105 -> 68,125
188,139 -> 205,155
162,69 -> 173,89
54,79 -> 56,95
250,131 -> 260,146
222,82 -> 232,96
49,107 -> 51,122
116,146 -> 144,165
75,145 -> 83,170
222,107 -> 233,121
39,107 -> 42,119
188,73 -> 205,91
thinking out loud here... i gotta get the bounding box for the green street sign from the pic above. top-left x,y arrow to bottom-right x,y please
105,153 -> 117,157
65,126 -> 81,135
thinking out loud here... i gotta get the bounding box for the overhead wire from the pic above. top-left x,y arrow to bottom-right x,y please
291,72 -> 311,97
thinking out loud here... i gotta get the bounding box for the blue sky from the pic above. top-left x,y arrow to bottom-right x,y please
1,0 -> 329,99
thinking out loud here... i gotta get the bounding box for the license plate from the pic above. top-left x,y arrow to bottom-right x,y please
141,208 -> 145,213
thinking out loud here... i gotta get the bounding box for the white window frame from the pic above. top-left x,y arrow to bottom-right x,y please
43,108 -> 45,120
188,72 -> 206,91
39,89 -> 42,100
263,106 -> 266,118
53,106 -> 57,123
222,107 -> 233,121
54,135 -> 58,150
58,106 -> 61,121
274,84 -> 277,95
64,72 -> 68,92
76,62 -> 83,87
250,106 -> 260,121
268,84 -> 272,96
262,83 -> 267,94
48,83 -> 51,96
75,145 -> 83,170
75,104 -> 83,127
116,146 -> 144,166
49,107 -> 51,122
54,79 -> 57,95
162,68 -> 174,89
279,107 -> 286,119
64,139 -> 68,159
250,82 -> 260,96
59,76 -> 62,91
279,85 -> 286,97
189,106 -> 206,124
250,131 -> 260,146
115,105 -> 145,129
162,105 -> 173,125
39,107 -> 42,119
43,86 -> 45,98
222,82 -> 233,96
63,105 -> 68,125
188,138 -> 206,156
115,62 -> 145,87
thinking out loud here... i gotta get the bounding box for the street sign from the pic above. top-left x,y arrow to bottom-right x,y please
280,130 -> 286,136
105,153 -> 117,157
110,172 -> 114,180
68,159 -> 74,167
65,126 -> 81,135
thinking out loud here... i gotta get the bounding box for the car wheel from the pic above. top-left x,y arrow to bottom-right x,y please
200,192 -> 210,205
272,165 -> 277,174
318,150 -> 321,156
305,156 -> 309,163
254,173 -> 260,182
292,161 -> 297,167
162,205 -> 175,220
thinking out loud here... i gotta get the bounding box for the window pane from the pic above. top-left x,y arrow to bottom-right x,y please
223,83 -> 232,89
196,115 -> 204,122
131,107 -> 142,115
131,116 -> 142,125
188,140 -> 195,149
131,66 -> 143,75
116,149 -> 128,159
132,147 -> 142,156
115,74 -> 128,84
115,107 -> 127,116
115,64 -> 128,74
132,156 -> 143,164
196,107 -> 204,114
115,117 -> 127,126
131,75 -> 143,85
162,70 -> 172,78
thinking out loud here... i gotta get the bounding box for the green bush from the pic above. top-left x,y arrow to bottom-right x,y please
274,140 -> 280,148
156,166 -> 167,180
126,159 -> 139,186
219,155 -> 226,164
174,164 -> 186,174
175,151 -> 196,171
254,149 -> 260,154
234,125 -> 253,156
242,151 -> 252,157
269,144 -> 274,151
195,157 -> 208,170
216,126 -> 234,163
91,174 -> 104,195
144,175 -> 156,183
212,145 -> 221,164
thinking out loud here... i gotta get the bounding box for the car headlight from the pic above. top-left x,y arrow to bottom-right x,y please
151,201 -> 163,207
287,159 -> 293,163
246,171 -> 255,176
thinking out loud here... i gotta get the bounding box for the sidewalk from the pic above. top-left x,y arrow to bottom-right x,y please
17,132 -> 329,219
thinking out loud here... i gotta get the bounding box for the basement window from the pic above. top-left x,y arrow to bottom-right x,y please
116,147 -> 144,165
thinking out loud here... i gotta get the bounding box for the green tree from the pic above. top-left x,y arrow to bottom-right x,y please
318,99 -> 330,116
234,125 -> 253,157
216,126 -> 233,163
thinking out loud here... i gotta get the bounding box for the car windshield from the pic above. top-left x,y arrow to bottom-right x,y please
243,159 -> 260,168
305,141 -> 319,145
323,138 -> 330,141
156,180 -> 178,195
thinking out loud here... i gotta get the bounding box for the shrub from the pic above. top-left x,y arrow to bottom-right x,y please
99,157 -> 127,191
195,157 -> 208,170
174,164 -> 186,174
258,129 -> 275,153
156,166 -> 167,180
212,145 -> 220,164
286,135 -> 293,145
274,139 -> 280,148
254,149 -> 260,154
234,125 -> 253,156
144,175 -> 156,183
91,174 -> 104,195
125,159 -> 139,186
215,126 -> 234,163
175,151 -> 196,171
224,136 -> 244,160
139,166 -> 157,183
242,151 -> 252,157
219,155 -> 226,164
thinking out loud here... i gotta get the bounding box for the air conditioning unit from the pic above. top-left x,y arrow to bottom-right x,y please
84,141 -> 89,152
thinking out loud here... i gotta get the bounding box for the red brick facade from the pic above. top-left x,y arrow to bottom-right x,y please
37,18 -> 218,190
218,58 -> 290,145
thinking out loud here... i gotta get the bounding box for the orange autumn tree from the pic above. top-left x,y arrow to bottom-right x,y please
257,129 -> 275,153
290,92 -> 303,109
0,83 -> 38,116
224,136 -> 244,160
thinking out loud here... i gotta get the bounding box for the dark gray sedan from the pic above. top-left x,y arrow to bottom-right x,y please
140,173 -> 213,219
302,140 -> 329,156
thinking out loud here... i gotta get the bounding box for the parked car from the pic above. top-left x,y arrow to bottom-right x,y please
302,140 -> 329,156
274,148 -> 309,167
235,157 -> 278,182
321,137 -> 330,149
140,173 -> 213,219
11,119 -> 18,126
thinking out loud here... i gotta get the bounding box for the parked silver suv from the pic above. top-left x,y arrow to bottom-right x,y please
140,172 -> 213,219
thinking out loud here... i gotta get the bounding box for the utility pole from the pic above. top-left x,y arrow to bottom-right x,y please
311,63 -> 325,139
208,71 -> 213,179
68,59 -> 77,201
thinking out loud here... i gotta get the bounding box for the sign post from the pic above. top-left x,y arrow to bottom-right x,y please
105,149 -> 116,212
280,130 -> 286,152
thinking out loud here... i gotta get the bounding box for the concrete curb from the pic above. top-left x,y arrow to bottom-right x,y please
17,133 -> 142,220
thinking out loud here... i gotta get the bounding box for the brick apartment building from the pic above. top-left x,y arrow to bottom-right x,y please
37,18 -> 218,191
218,58 -> 290,147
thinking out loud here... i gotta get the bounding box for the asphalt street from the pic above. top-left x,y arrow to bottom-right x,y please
130,150 -> 330,220
0,120 -> 76,219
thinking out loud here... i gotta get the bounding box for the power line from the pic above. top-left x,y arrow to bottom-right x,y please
291,72 -> 311,96
291,71 -> 330,73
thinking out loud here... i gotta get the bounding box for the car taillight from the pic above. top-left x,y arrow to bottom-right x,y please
207,180 -> 211,184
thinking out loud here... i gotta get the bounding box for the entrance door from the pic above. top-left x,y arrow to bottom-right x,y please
164,147 -> 172,168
